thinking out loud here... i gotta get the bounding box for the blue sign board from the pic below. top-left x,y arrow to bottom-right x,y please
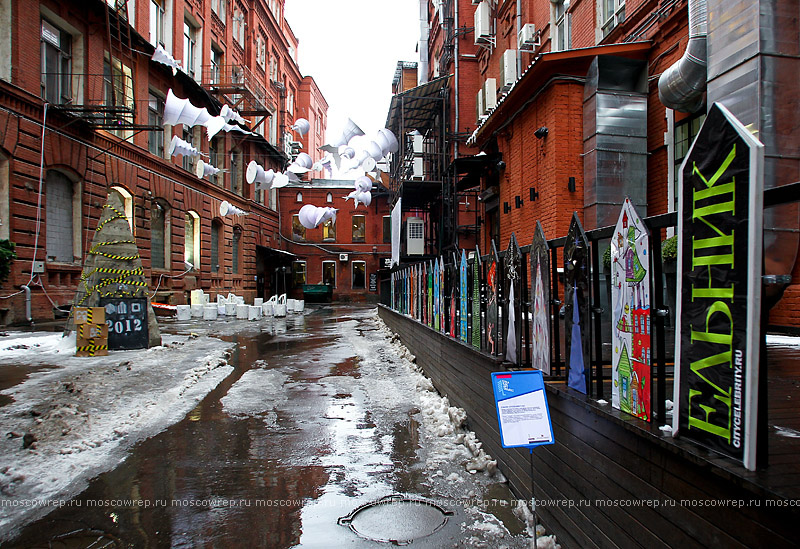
491,370 -> 554,448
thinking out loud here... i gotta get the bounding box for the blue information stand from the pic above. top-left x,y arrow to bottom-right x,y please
491,370 -> 554,448
491,369 -> 554,544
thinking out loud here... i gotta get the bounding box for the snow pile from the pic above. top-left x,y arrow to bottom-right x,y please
221,363 -> 288,428
0,333 -> 234,541
367,315 -> 560,546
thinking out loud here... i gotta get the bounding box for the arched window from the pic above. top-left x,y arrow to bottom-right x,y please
210,219 -> 221,273
46,170 -> 80,263
232,226 -> 242,273
184,210 -> 200,269
151,199 -> 170,270
110,185 -> 134,233
296,191 -> 302,202
326,192 -> 332,203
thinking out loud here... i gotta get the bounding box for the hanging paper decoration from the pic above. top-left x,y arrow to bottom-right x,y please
291,118 -> 310,136
611,198 -> 651,421
151,44 -> 182,75
167,135 -> 199,157
298,204 -> 338,229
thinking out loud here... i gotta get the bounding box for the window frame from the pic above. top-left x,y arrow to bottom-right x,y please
352,214 -> 366,243
292,260 -> 307,287
150,0 -> 166,47
383,215 -> 391,244
292,214 -> 306,241
40,18 -> 73,105
184,210 -> 200,269
232,225 -> 242,273
322,260 -> 336,288
352,261 -> 366,289
601,0 -> 625,37
322,218 -> 336,242
148,90 -> 164,157
554,0 -> 571,52
210,219 -> 221,273
45,170 -> 81,264
150,199 -> 170,270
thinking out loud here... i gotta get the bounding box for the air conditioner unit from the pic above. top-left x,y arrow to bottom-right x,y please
499,49 -> 517,93
406,217 -> 425,256
339,253 -> 349,262
474,1 -> 492,45
476,87 -> 486,121
484,78 -> 497,112
517,23 -> 539,51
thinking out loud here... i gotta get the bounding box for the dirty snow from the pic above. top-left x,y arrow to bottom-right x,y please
0,332 -> 234,541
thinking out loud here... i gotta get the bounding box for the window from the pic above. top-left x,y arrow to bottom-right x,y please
211,0 -> 226,22
184,211 -> 200,269
211,220 -> 221,273
601,0 -> 625,37
292,260 -> 306,286
270,187 -> 277,211
286,88 -> 294,116
326,192 -> 332,203
103,53 -> 134,137
352,215 -> 365,243
182,127 -> 195,172
183,19 -> 197,78
292,214 -> 305,240
268,108 -> 277,143
110,186 -> 134,233
554,0 -> 571,52
352,261 -> 366,289
45,171 -> 76,263
269,53 -> 278,82
210,44 -> 223,84
296,191 -> 302,202
323,218 -> 335,241
322,260 -> 336,287
41,18 -> 72,104
383,215 -> 391,244
209,137 -> 222,186
230,149 -> 242,195
256,34 -> 266,69
232,226 -> 241,273
150,0 -> 165,47
151,200 -> 169,269
148,91 -> 164,156
233,6 -> 245,46
672,112 -> 705,211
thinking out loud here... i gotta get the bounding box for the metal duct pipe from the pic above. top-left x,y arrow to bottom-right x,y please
658,0 -> 707,113
418,0 -> 429,85
20,285 -> 31,323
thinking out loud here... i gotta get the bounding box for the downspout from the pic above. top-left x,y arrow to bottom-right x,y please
419,0 -> 429,85
516,0 -> 522,97
454,0 -> 460,159
658,0 -> 707,113
20,285 -> 31,323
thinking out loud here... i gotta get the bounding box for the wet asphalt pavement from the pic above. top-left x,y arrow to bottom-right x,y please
4,305 -> 529,548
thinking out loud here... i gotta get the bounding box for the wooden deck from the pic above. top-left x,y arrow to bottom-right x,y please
379,306 -> 800,548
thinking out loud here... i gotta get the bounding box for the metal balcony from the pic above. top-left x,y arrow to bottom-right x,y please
201,64 -> 273,116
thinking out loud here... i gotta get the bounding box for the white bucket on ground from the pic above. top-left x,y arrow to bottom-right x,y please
248,305 -> 261,320
176,305 -> 192,321
237,304 -> 249,319
225,302 -> 237,316
191,304 -> 204,318
203,305 -> 218,320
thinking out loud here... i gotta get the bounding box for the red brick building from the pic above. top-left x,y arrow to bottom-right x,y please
0,0 -> 329,324
395,0 -> 799,331
277,178 -> 392,302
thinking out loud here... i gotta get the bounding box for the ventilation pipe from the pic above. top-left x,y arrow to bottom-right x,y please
20,285 -> 31,323
658,0 -> 707,113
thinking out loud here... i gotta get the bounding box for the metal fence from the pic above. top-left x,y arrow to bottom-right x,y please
389,211 -> 679,424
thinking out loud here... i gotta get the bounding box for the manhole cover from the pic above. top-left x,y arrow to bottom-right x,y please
338,494 -> 454,545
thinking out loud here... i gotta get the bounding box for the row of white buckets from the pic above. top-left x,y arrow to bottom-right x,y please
175,292 -> 304,322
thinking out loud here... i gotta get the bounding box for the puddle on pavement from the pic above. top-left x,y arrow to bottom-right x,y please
7,306 -> 441,548
0,364 -> 58,408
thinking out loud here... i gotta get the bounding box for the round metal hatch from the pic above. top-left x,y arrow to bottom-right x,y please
338,494 -> 454,545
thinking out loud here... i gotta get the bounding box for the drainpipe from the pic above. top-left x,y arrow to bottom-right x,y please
20,285 -> 31,323
516,0 -> 522,97
419,0 -> 429,85
454,0 -> 460,159
658,0 -> 707,113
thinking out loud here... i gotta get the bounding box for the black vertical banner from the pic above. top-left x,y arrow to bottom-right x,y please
676,103 -> 763,468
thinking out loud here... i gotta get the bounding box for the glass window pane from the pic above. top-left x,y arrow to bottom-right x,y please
352,215 -> 365,243
352,262 -> 366,289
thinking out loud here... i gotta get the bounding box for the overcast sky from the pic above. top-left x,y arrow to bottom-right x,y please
284,0 -> 421,145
